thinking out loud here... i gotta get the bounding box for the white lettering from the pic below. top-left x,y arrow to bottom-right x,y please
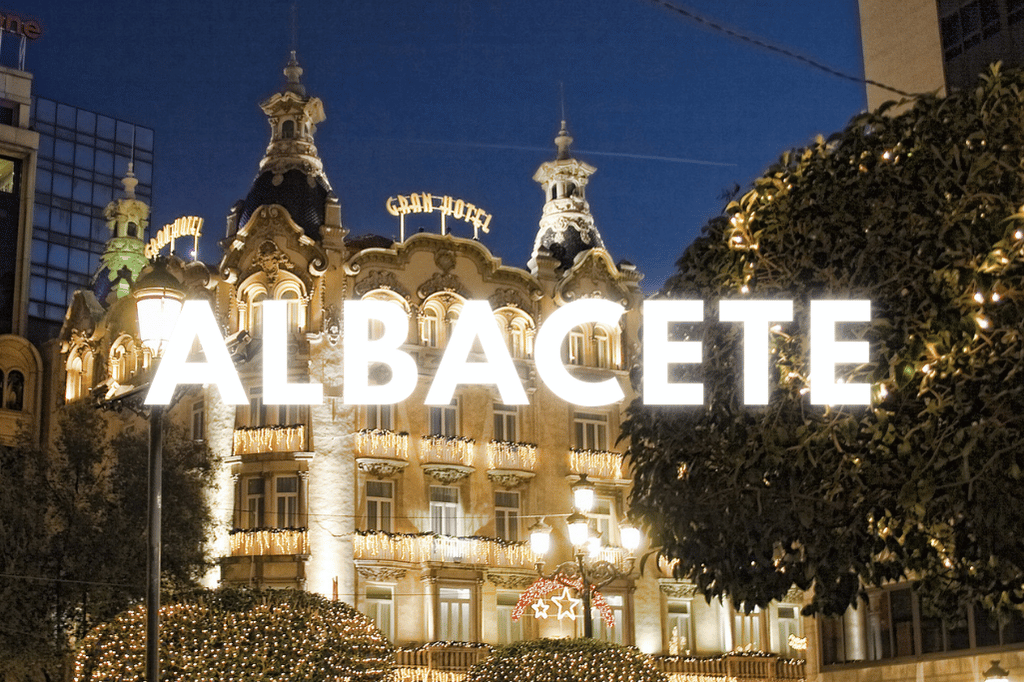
810,300 -> 871,405
642,300 -> 703,405
343,300 -> 418,405
719,300 -> 794,405
263,300 -> 323,404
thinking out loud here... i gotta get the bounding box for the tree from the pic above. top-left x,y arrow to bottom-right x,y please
465,638 -> 666,682
72,588 -> 395,681
622,64 -> 1024,617
0,402 -> 215,680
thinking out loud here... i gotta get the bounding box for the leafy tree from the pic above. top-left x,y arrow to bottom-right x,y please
72,587 -> 395,682
465,638 -> 666,682
0,403 -> 215,680
623,64 -> 1024,617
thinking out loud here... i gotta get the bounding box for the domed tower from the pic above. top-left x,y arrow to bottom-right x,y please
527,120 -> 604,274
92,165 -> 150,304
233,51 -> 340,240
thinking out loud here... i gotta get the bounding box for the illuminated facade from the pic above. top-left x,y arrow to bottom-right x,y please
55,54 -> 807,675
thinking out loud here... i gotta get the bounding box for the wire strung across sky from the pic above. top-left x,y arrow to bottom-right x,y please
644,0 -> 921,99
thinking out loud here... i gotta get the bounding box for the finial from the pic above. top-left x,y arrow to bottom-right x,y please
121,162 -> 138,199
555,120 -> 573,161
284,50 -> 306,96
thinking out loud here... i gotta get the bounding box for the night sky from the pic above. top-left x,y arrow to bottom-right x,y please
16,0 -> 868,291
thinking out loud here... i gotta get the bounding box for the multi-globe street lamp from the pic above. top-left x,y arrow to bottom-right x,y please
132,258 -> 184,682
529,473 -> 642,637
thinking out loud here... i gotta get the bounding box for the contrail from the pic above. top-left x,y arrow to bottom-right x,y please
359,136 -> 737,167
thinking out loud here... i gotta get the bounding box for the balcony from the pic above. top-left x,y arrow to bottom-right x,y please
228,528 -> 309,557
233,424 -> 306,456
420,435 -> 475,483
486,440 -> 537,487
569,447 -> 625,481
354,531 -> 538,569
394,644 -> 492,681
356,428 -> 410,477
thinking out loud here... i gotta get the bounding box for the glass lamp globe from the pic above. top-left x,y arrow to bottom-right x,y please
133,258 -> 184,357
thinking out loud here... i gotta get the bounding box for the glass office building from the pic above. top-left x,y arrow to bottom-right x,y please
28,96 -> 153,342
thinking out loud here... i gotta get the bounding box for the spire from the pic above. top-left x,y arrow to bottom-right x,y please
93,165 -> 150,304
257,52 -> 329,183
528,121 -> 604,274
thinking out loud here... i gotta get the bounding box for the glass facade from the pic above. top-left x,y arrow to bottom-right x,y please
28,96 -> 153,342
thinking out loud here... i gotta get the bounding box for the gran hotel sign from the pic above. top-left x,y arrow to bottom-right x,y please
145,299 -> 871,408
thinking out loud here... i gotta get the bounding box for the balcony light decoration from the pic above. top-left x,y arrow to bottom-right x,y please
569,448 -> 623,479
486,440 -> 537,471
233,424 -> 305,455
357,428 -> 409,459
419,434 -> 475,466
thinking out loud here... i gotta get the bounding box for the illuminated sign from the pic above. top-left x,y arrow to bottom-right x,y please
145,216 -> 203,259
386,193 -> 493,240
0,11 -> 42,40
144,299 -> 872,407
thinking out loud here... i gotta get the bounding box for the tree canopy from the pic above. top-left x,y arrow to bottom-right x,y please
73,588 -> 394,682
622,64 -> 1024,617
0,403 -> 215,680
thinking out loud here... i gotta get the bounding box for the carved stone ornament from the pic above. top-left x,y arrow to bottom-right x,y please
658,579 -> 699,599
322,305 -> 341,345
355,563 -> 407,582
422,464 -> 473,485
488,288 -> 531,312
417,271 -> 466,300
782,586 -> 805,604
434,248 -> 456,273
488,571 -> 539,589
354,270 -> 410,300
357,457 -> 409,478
255,240 -> 292,284
487,470 -> 536,489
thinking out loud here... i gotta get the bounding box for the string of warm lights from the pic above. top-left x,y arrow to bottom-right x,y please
357,428 -> 410,459
72,589 -> 394,681
511,577 -> 614,626
354,531 -> 538,568
465,638 -> 668,682
486,440 -> 537,471
233,424 -> 305,455
420,435 -> 476,466
228,528 -> 309,556
569,448 -> 624,479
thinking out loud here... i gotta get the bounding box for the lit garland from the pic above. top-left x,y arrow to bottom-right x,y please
357,428 -> 410,460
73,588 -> 394,681
354,531 -> 538,568
511,577 -> 614,627
465,638 -> 667,682
654,652 -> 805,680
228,527 -> 309,556
569,448 -> 623,479
233,424 -> 305,455
486,440 -> 537,471
420,435 -> 475,466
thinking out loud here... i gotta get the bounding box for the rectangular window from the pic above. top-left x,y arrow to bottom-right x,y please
439,587 -> 472,641
367,404 -> 393,431
667,601 -> 692,654
275,476 -> 300,528
592,594 -> 624,643
493,404 -> 518,442
497,592 -> 523,645
366,480 -> 394,532
244,477 -> 265,528
191,399 -> 204,441
249,387 -> 265,427
430,485 -> 460,536
776,605 -> 802,658
494,491 -> 520,542
734,606 -> 763,651
574,412 -> 609,451
365,585 -> 394,641
568,328 -> 586,365
592,496 -> 617,546
429,399 -> 459,437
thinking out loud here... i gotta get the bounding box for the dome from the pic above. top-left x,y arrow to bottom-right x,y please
237,168 -> 330,238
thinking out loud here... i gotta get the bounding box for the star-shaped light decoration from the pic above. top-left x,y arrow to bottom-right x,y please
551,587 -> 582,621
531,600 -> 551,619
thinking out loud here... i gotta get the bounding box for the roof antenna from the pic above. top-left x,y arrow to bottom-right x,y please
555,82 -> 572,160
290,1 -> 298,54
560,81 -> 566,123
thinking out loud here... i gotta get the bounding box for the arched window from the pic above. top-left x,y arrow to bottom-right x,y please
421,306 -> 441,347
282,119 -> 295,139
361,290 -> 409,343
110,337 -> 139,384
65,350 -> 92,402
495,307 -> 535,359
419,293 -> 465,349
594,326 -> 612,369
5,370 -> 23,411
568,326 -> 587,366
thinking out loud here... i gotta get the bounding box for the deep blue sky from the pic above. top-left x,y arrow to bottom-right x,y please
17,0 -> 868,291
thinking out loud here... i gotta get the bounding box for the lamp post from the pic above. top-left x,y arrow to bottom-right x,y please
984,660 -> 1010,682
530,476 -> 642,638
133,258 -> 184,682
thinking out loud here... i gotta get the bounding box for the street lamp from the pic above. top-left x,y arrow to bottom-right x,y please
984,661 -> 1010,682
531,482 -> 642,638
133,258 -> 183,682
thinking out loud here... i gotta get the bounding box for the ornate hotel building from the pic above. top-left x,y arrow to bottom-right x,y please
52,54 -> 806,675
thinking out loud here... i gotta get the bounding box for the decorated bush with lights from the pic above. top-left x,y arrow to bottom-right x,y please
73,588 -> 394,681
623,64 -> 1024,618
465,638 -> 667,682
